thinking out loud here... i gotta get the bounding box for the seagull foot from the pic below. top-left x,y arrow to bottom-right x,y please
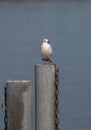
42,58 -> 52,64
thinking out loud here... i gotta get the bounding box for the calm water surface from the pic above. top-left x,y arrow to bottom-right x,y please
0,1 -> 91,130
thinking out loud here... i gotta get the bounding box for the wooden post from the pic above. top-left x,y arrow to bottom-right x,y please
6,80 -> 32,130
35,64 -> 56,130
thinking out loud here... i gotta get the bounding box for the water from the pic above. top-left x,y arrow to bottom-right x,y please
0,1 -> 91,130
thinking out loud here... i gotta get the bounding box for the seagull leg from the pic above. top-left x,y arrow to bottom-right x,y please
50,59 -> 52,63
47,59 -> 52,64
42,58 -> 44,61
42,58 -> 52,64
42,58 -> 47,64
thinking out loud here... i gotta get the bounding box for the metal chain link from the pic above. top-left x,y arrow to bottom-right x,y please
55,64 -> 59,130
4,86 -> 8,130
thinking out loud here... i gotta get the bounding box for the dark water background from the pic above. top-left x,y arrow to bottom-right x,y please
0,1 -> 91,130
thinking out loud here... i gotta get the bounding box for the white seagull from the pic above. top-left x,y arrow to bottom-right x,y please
40,39 -> 53,63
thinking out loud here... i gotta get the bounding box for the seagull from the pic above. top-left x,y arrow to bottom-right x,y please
40,39 -> 53,63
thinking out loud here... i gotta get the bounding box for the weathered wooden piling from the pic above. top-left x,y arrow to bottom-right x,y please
35,64 -> 57,130
6,80 -> 32,130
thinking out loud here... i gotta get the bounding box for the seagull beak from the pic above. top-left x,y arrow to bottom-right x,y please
48,41 -> 51,43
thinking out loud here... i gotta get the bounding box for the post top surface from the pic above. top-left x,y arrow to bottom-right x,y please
35,64 -> 56,66
6,80 -> 32,83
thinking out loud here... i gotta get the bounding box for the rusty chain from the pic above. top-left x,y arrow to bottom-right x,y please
4,86 -> 8,130
55,64 -> 59,130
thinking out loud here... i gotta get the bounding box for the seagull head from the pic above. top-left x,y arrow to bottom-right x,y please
43,39 -> 50,43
